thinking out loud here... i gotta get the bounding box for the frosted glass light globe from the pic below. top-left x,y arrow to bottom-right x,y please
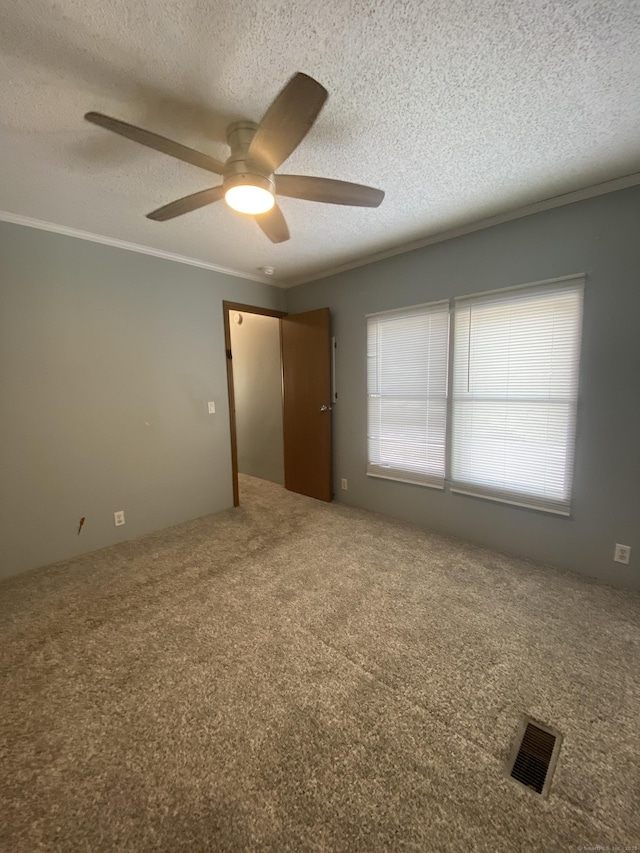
225,185 -> 275,215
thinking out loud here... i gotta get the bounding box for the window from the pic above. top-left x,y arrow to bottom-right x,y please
451,277 -> 584,514
367,301 -> 450,488
365,275 -> 584,515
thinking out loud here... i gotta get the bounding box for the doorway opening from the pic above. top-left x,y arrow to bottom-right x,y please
224,301 -> 334,507
223,301 -> 287,506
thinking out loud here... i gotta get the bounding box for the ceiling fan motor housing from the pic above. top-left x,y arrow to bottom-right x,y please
224,120 -> 275,196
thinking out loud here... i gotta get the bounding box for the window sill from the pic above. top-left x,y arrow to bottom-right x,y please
367,471 -> 444,490
449,487 -> 571,517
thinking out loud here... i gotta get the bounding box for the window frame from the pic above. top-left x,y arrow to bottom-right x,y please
449,274 -> 584,515
365,274 -> 585,516
366,299 -> 451,490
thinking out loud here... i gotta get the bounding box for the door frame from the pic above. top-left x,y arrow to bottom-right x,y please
223,301 -> 288,507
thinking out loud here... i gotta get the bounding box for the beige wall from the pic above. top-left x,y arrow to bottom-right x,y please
230,312 -> 284,485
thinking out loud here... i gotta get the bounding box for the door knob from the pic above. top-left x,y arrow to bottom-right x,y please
320,404 -> 331,412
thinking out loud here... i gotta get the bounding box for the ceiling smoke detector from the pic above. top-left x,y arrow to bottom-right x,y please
259,266 -> 275,276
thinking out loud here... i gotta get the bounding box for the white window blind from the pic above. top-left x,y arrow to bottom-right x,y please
451,276 -> 584,514
367,301 -> 449,488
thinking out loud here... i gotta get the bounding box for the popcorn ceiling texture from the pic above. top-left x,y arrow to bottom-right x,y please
1,475 -> 639,850
1,0 -> 640,282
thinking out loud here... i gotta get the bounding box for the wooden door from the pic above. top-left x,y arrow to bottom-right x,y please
281,308 -> 332,502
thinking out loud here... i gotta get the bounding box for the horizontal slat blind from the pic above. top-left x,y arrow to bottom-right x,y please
367,301 -> 449,488
451,277 -> 584,514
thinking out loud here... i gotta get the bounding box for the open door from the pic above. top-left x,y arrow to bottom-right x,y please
223,301 -> 287,506
282,308 -> 333,502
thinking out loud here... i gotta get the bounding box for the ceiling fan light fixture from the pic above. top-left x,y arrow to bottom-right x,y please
86,72 -> 384,243
225,183 -> 274,215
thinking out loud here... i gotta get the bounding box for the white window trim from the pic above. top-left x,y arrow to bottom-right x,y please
450,273 -> 584,514
366,274 -> 585,517
367,471 -> 445,490
367,299 -> 450,489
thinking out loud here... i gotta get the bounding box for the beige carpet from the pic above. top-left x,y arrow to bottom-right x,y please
1,474 -> 639,852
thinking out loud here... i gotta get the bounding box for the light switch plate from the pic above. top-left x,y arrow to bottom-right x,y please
208,401 -> 216,414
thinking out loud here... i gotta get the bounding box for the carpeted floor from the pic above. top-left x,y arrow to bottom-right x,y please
1,474 -> 639,852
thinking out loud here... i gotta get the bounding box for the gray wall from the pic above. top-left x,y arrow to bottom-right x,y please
0,222 -> 285,580
287,186 -> 640,591
230,312 -> 284,485
3,187 -> 639,590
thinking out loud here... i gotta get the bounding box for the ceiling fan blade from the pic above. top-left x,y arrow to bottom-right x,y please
146,186 -> 225,221
85,112 -> 225,175
247,73 -> 328,173
255,204 -> 290,243
276,175 -> 385,207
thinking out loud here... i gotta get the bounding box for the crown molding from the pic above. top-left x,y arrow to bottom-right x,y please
285,170 -> 640,288
0,211 -> 278,286
4,169 -> 640,290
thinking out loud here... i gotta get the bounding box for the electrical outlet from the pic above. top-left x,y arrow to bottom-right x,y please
208,401 -> 216,414
114,510 -> 125,527
614,544 -> 631,564
341,478 -> 348,490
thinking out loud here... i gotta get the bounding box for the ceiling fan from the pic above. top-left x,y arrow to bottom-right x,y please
84,72 -> 385,243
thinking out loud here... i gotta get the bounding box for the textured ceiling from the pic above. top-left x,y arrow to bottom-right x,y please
1,0 -> 640,285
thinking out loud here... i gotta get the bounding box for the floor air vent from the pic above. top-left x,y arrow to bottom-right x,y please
507,717 -> 562,797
